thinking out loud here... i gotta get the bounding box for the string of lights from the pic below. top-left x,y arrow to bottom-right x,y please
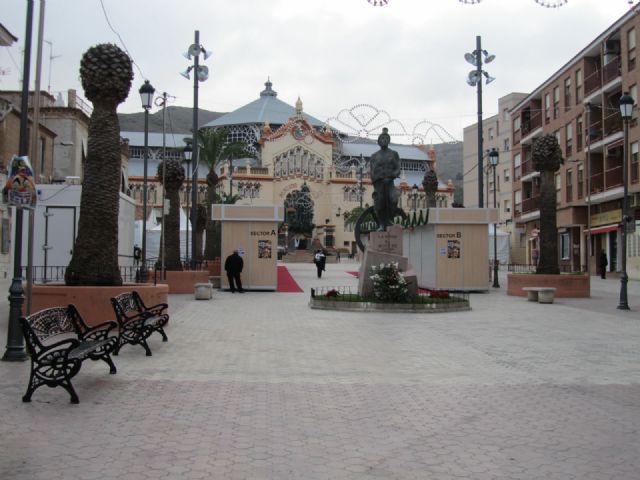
371,0 -> 571,7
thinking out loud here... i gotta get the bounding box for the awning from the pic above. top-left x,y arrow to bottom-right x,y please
584,224 -> 619,235
606,138 -> 624,152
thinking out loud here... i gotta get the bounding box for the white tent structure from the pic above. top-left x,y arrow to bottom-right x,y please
134,208 -> 194,263
488,225 -> 510,265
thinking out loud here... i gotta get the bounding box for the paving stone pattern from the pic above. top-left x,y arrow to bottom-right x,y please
0,263 -> 639,479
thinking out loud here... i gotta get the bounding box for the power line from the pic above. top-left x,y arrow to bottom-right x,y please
98,0 -> 145,80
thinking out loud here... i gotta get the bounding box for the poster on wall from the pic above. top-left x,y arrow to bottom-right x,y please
447,239 -> 461,259
258,240 -> 272,259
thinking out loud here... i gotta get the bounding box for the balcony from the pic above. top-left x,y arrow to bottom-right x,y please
603,111 -> 623,137
521,158 -> 535,177
521,112 -> 542,137
584,69 -> 602,96
602,56 -> 621,84
521,196 -> 540,214
604,165 -> 623,189
633,162 -> 639,184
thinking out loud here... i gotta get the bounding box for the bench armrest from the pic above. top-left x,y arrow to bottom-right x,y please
79,320 -> 118,342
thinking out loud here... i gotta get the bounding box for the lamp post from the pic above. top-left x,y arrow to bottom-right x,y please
183,144 -> 192,265
138,80 -> 154,282
465,36 -> 495,208
489,148 -> 500,288
617,92 -> 633,310
181,30 -> 210,269
3,0 -> 34,362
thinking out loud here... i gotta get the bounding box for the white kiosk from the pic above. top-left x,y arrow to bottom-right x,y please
212,204 -> 284,291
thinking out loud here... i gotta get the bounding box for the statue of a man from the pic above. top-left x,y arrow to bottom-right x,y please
370,127 -> 401,231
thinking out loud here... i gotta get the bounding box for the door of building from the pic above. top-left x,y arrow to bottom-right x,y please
44,206 -> 77,270
609,230 -> 618,272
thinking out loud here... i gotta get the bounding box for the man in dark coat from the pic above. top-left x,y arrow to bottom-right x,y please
224,250 -> 244,293
599,250 -> 608,279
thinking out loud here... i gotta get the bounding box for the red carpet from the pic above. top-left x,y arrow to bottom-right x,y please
277,265 -> 304,292
347,271 -> 359,277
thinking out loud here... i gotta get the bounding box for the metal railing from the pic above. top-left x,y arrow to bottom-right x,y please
507,263 -> 586,274
310,285 -> 470,305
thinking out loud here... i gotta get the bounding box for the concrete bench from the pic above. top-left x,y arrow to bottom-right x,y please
194,282 -> 213,300
522,287 -> 557,304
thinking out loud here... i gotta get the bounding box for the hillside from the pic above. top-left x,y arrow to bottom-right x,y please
118,106 -> 225,133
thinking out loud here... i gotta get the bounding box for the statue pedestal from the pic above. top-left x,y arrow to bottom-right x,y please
358,225 -> 417,297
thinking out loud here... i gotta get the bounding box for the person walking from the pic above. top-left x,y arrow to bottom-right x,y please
599,250 -> 608,279
336,251 -> 341,263
224,250 -> 244,293
314,249 -> 326,278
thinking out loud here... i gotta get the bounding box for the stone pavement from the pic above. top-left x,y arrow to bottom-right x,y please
0,264 -> 639,480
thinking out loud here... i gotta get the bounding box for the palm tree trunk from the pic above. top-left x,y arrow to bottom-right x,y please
537,169 -> 559,274
164,186 -> 183,270
204,180 -> 217,260
65,104 -> 122,285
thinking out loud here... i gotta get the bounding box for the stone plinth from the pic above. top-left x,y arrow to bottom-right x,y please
358,226 -> 417,297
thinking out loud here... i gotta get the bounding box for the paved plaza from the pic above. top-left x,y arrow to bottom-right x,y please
0,262 -> 639,480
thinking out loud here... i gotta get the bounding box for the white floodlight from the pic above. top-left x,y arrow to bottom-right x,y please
464,52 -> 477,66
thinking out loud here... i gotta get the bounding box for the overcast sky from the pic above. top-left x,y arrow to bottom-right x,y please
1,0 -> 636,143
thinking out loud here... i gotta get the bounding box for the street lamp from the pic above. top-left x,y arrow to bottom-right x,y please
138,80 -> 154,282
465,36 -> 495,208
488,148 -> 500,288
181,30 -> 210,269
617,92 -> 633,310
3,0 -> 35,362
183,144 -> 192,265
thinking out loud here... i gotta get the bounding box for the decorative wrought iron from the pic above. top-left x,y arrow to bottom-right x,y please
273,145 -> 324,180
326,104 -> 408,142
459,0 -> 568,6
367,0 -> 389,5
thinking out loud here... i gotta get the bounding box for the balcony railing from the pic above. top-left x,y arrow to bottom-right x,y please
605,165 -> 623,189
521,112 -> 542,137
514,203 -> 521,218
521,159 -> 534,177
587,120 -> 603,143
590,172 -> 604,193
584,69 -> 602,96
602,56 -> 621,84
521,196 -> 540,214
603,111 -> 623,137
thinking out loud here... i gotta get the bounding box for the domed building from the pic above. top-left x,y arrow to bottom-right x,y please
124,79 -> 454,257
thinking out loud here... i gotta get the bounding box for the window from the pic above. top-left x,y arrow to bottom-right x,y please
504,168 -> 510,182
503,109 -> 510,122
554,130 -> 561,146
565,122 -> 573,157
560,232 -> 570,260
576,115 -> 583,152
513,116 -> 521,131
555,173 -> 561,204
564,77 -> 572,111
545,93 -> 551,124
576,69 -> 583,103
566,169 -> 573,203
504,199 -> 511,213
553,87 -> 560,119
577,164 -> 584,199
514,152 -> 521,180
631,84 -> 638,107
488,127 -> 494,140
503,138 -> 510,152
628,27 -> 636,71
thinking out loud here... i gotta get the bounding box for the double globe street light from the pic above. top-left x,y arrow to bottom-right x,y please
181,31 -> 211,269
465,37 -> 495,208
488,148 -> 500,288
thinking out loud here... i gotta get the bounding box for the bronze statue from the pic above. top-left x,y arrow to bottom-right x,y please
370,128 -> 401,231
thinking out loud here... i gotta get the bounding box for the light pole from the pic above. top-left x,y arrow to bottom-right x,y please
3,0 -> 34,362
617,92 -> 633,310
181,30 -> 210,269
489,148 -> 500,288
183,144 -> 192,265
465,36 -> 495,208
138,80 -> 154,282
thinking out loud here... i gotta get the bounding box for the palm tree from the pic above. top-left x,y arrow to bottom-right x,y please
532,134 -> 564,275
422,169 -> 439,208
198,127 -> 254,260
194,203 -> 207,262
157,159 -> 185,271
65,44 -> 133,286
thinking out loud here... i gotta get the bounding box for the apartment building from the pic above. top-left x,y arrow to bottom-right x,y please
511,8 -> 640,279
463,92 -> 528,262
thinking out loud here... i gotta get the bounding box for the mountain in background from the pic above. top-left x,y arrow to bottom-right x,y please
118,106 -> 225,133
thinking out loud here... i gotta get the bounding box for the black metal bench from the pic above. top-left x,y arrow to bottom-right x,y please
20,305 -> 118,404
110,291 -> 169,356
